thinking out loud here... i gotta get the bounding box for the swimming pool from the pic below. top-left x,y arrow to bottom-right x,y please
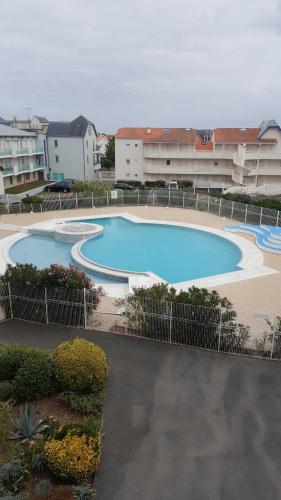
10,215 -> 242,284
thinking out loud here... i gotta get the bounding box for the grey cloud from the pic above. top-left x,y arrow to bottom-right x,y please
0,0 -> 280,131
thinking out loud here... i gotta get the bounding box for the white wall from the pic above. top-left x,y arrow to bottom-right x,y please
115,139 -> 144,181
47,137 -> 85,180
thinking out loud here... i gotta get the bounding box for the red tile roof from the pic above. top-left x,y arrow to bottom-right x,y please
115,128 -> 197,144
213,128 -> 261,143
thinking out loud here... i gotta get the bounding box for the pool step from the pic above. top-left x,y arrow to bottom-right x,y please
225,224 -> 281,254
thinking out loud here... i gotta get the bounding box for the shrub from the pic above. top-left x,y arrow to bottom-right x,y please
0,402 -> 13,456
53,338 -> 108,392
22,194 -> 42,205
116,179 -> 143,188
0,459 -> 26,494
0,344 -> 37,381
73,484 -> 94,500
9,403 -> 49,443
59,391 -> 104,416
35,479 -> 52,496
71,181 -> 109,196
0,381 -> 14,401
0,263 -> 40,287
39,264 -> 92,290
144,180 -> 166,188
13,351 -> 53,401
53,417 -> 101,441
44,433 -> 101,482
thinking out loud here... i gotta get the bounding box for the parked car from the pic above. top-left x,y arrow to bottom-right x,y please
44,179 -> 75,193
111,183 -> 135,191
166,181 -> 178,190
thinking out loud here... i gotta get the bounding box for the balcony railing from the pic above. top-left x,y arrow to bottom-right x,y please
16,148 -> 29,155
32,147 -> 44,155
3,168 -> 14,177
33,162 -> 45,170
0,150 -> 12,157
18,165 -> 30,173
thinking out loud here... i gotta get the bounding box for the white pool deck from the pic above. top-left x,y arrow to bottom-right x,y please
0,206 -> 280,316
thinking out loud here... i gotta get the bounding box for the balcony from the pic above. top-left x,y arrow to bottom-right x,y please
3,168 -> 14,177
144,164 -> 232,176
32,147 -> 44,155
0,150 -> 12,158
18,165 -> 30,173
143,149 -> 235,160
33,162 -> 45,170
16,148 -> 29,156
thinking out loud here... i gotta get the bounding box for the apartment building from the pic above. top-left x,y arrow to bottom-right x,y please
115,120 -> 281,189
0,123 -> 45,191
47,115 -> 101,181
97,133 -> 113,155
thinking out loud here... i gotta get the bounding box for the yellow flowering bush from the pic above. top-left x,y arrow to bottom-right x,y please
53,338 -> 108,392
44,432 -> 101,482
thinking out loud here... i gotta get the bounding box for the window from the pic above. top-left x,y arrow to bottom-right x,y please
135,174 -> 138,177
126,144 -> 130,147
86,140 -> 88,148
126,159 -> 130,165
126,173 -> 130,177
166,160 -> 171,166
55,155 -> 59,163
214,162 -> 218,166
54,140 -> 58,148
135,144 -> 138,147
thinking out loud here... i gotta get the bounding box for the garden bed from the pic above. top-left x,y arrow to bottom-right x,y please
0,338 -> 108,499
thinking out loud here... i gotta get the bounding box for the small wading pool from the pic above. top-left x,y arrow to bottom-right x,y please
10,216 -> 242,285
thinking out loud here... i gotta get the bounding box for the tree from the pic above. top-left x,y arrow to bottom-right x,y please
101,137 -> 115,170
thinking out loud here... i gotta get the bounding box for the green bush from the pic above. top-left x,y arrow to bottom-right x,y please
13,351 -> 53,401
73,484 -> 94,500
59,391 -> 104,416
39,264 -> 92,290
22,194 -> 42,205
35,479 -> 52,496
0,459 -> 26,494
0,344 -> 36,380
0,381 -> 14,401
53,338 -> 108,393
54,417 -> 101,441
144,180 -> 166,188
71,181 -> 109,195
0,264 -> 40,287
116,180 -> 143,188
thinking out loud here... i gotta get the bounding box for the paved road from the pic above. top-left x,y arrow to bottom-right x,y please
0,320 -> 280,500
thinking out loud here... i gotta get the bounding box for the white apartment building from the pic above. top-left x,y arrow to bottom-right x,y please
47,116 -> 101,181
0,123 -> 45,191
115,120 -> 281,189
97,133 -> 113,155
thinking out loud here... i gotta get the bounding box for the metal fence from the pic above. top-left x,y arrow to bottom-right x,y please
0,190 -> 280,227
0,284 -> 280,361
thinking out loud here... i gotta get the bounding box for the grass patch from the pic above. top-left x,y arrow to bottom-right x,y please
5,180 -> 50,195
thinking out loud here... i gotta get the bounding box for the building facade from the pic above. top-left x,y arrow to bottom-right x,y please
97,133 -> 113,155
0,123 -> 45,191
115,120 -> 281,189
47,116 -> 101,181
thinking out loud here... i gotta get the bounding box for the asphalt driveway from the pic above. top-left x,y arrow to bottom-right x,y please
0,320 -> 280,500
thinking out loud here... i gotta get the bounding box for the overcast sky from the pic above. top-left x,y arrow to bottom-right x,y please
0,0 -> 280,132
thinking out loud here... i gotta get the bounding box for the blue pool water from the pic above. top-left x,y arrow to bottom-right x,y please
10,235 -> 127,284
10,216 -> 242,284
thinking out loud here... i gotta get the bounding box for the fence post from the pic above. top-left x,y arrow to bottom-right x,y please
106,191 -> 109,206
218,198 -> 222,216
259,206 -> 263,225
217,308 -> 223,352
195,193 -> 199,210
169,301 -> 173,343
59,193 -> 61,211
44,288 -> 49,325
92,192 -> 94,208
7,201 -> 10,214
19,203 -> 22,214
31,203 -> 34,213
168,189 -> 171,206
207,195 -> 210,212
244,204 -> 248,223
7,282 -> 13,319
83,288 -> 87,328
121,190 -> 124,205
276,210 -> 279,227
75,193 -> 78,209
137,189 -> 140,205
183,191 -> 185,208
152,190 -> 155,206
231,201 -> 234,219
40,204 -> 43,213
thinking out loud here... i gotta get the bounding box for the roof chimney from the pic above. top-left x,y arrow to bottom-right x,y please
146,128 -> 151,134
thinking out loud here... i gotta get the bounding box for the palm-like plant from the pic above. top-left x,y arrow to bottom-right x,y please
9,403 -> 49,444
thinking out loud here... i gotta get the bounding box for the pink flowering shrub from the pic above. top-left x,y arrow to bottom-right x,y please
1,263 -> 92,290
